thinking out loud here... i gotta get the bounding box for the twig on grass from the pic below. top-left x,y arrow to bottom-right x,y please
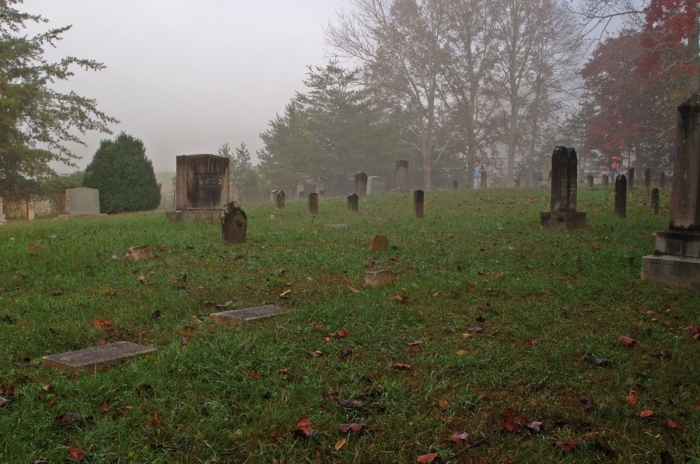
441,433 -> 494,463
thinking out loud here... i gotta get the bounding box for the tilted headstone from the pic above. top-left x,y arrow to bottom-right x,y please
628,168 -> 635,189
643,96 -> 700,290
645,168 -> 651,188
414,190 -> 424,218
587,175 -> 594,188
42,342 -> 154,374
367,176 -> 386,195
602,175 -> 609,186
395,160 -> 409,192
660,172 -> 666,188
369,235 -> 389,252
480,172 -> 488,189
308,193 -> 318,215
210,305 -> 291,325
539,146 -> 587,229
651,188 -> 660,215
615,175 -> 627,219
276,191 -> 285,208
167,154 -> 230,223
348,193 -> 358,213
355,172 -> 368,197
65,188 -> 101,216
452,180 -> 458,190
0,197 -> 6,225
221,202 -> 247,244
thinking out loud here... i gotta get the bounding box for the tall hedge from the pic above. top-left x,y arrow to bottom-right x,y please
83,133 -> 161,214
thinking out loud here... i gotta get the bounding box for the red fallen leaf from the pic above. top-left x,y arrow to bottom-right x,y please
295,417 -> 318,437
99,402 -> 110,413
626,390 -> 638,405
638,410 -> 654,418
42,384 -> 53,392
555,441 -> 579,451
332,330 -> 350,338
348,286 -> 361,293
628,256 -> 635,263
500,409 -> 527,433
69,446 -> 86,461
58,413 -> 83,426
392,363 -> 412,370
619,335 -> 635,347
408,339 -> 425,346
577,352 -> 588,362
466,283 -> 475,292
416,453 -> 440,463
93,319 -> 111,329
391,294 -> 409,303
96,339 -> 107,346
451,432 -> 468,442
339,423 -> 365,433
181,336 -> 189,347
250,370 -> 260,380
501,418 -> 522,433
668,420 -> 679,429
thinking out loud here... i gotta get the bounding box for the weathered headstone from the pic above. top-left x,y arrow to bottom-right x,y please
539,146 -> 587,229
651,188 -> 660,215
369,235 -> 389,252
628,167 -> 635,189
167,154 -> 230,223
514,178 -> 520,188
365,270 -> 392,287
308,193 -> 318,215
276,190 -> 285,208
297,180 -> 305,200
355,172 -> 368,197
644,168 -> 651,188
42,342 -> 155,374
63,187 -> 101,216
587,175 -> 594,188
367,176 -> 386,195
210,305 -> 291,325
414,190 -> 424,218
348,193 -> 358,212
660,172 -> 666,188
126,245 -> 152,261
602,175 -> 609,186
221,202 -> 247,244
0,197 -> 6,225
615,175 -> 627,218
270,190 -> 280,203
395,160 -> 409,192
643,96 -> 700,290
452,180 -> 458,190
480,172 -> 488,189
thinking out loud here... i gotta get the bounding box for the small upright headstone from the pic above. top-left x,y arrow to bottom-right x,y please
395,160 -> 409,192
602,175 -> 609,186
587,175 -> 594,187
480,172 -> 488,189
297,180 -> 304,200
270,190 -> 280,203
660,172 -> 666,188
452,180 -> 458,190
276,190 -> 285,208
0,197 -> 6,225
369,235 -> 389,252
348,194 -> 358,213
365,270 -> 392,287
355,172 -> 368,197
42,342 -> 155,374
308,193 -> 318,215
414,190 -> 424,218
367,176 -> 386,195
539,146 -> 587,229
644,168 -> 651,188
210,305 -> 291,325
628,168 -> 635,189
615,175 -> 627,219
221,202 -> 247,244
126,245 -> 152,261
651,188 -> 660,215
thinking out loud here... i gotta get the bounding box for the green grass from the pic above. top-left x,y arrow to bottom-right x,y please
0,185 -> 699,463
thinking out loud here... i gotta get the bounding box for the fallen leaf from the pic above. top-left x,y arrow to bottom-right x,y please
528,338 -> 538,345
667,420 -> 679,429
478,304 -> 492,311
497,273 -> 505,279
93,319 -> 112,329
468,327 -> 483,333
280,289 -> 291,298
335,439 -> 347,450
308,350 -> 323,357
137,275 -> 146,282
69,446 -> 86,461
158,245 -> 169,251
408,339 -> 425,346
456,350 -> 467,356
555,441 -> 579,451
638,410 -> 654,418
577,352 -> 588,362
527,421 -> 543,432
332,330 -> 350,338
619,335 -> 635,347
416,453 -> 440,463
475,315 -> 486,322
58,413 -> 83,426
392,363 -> 412,370
99,402 -> 110,413
147,413 -> 163,428
95,339 -> 107,346
466,283 -> 475,292
339,423 -> 365,433
42,384 -> 52,392
279,368 -> 290,374
250,370 -> 260,380
348,286 -> 361,293
439,399 -> 448,409
451,432 -> 468,442
391,294 -> 409,303
626,391 -> 638,406
594,358 -> 609,366
181,336 -> 189,347
295,417 -> 318,437
580,396 -> 594,410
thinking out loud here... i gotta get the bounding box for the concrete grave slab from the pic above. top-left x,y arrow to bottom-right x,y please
42,341 -> 155,374
210,305 -> 291,325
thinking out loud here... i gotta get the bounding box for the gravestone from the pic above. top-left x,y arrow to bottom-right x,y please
210,305 -> 291,325
587,175 -> 594,187
643,95 -> 700,290
63,188 -> 101,216
270,190 -> 280,203
42,342 -> 155,374
297,180 -> 305,200
365,270 -> 392,287
602,175 -> 609,186
369,235 -> 389,252
452,180 -> 458,190
414,190 -> 424,218
367,176 -> 386,195
355,172 -> 368,197
628,168 -> 635,189
652,188 -> 660,215
660,172 -> 666,188
276,191 -> 285,208
539,146 -> 587,229
348,194 -> 358,213
615,175 -> 627,218
645,168 -> 651,188
308,193 -> 318,215
0,197 -> 6,225
221,202 -> 247,244
166,154 -> 230,223
126,245 -> 152,261
514,178 -> 520,188
480,172 -> 488,189
395,160 -> 409,192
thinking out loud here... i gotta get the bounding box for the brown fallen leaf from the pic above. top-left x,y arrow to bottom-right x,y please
331,330 -> 350,338
308,350 -> 324,357
295,417 -> 318,437
339,423 -> 365,433
348,286 -> 361,293
668,420 -> 679,429
93,319 -> 112,329
466,283 -> 475,292
438,399 -> 448,409
57,413 -> 83,426
392,363 -> 412,370
69,446 -> 86,461
147,413 -> 163,428
619,335 -> 635,347
626,390 -> 638,406
181,336 -> 189,347
250,370 -> 260,380
528,338 -> 538,345
637,410 -> 654,418
416,453 -> 440,463
335,438 -> 347,450
99,402 -> 110,413
555,441 -> 579,451
391,294 -> 409,303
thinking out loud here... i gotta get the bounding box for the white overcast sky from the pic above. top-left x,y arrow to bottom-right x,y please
21,0 -> 352,173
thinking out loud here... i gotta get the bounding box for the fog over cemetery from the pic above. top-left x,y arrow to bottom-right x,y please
2,0 -> 700,462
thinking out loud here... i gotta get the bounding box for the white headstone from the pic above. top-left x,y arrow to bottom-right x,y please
66,188 -> 101,215
367,176 -> 386,195
0,197 -> 6,224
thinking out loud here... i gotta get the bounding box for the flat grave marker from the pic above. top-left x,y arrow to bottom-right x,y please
365,270 -> 392,287
210,305 -> 291,325
42,342 -> 155,374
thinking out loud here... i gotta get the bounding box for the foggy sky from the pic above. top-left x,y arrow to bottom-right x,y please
21,0 -> 351,173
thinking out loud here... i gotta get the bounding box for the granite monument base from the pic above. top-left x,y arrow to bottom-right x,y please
166,209 -> 222,224
653,229 -> 700,258
539,211 -> 587,230
642,254 -> 700,291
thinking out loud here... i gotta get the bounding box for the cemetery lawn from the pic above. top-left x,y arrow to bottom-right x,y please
1,186 -> 699,463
